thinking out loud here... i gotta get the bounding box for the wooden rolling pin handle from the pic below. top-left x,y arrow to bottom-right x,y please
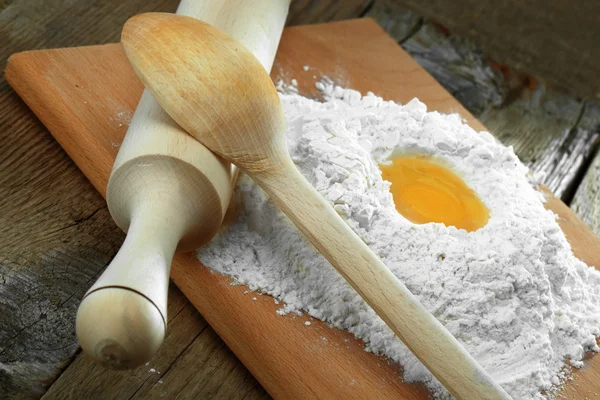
76,148 -> 228,369
76,199 -> 184,369
76,290 -> 165,370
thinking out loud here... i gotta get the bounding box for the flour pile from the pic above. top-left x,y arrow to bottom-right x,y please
198,83 -> 600,399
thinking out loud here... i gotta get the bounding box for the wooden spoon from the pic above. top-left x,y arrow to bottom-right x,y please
121,13 -> 511,400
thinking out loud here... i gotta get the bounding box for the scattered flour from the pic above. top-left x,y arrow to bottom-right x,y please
197,82 -> 600,399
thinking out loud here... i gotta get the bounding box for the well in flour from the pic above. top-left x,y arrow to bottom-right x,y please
198,82 -> 600,399
380,155 -> 490,232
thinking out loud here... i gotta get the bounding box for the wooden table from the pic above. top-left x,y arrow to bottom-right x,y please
1,0 -> 599,399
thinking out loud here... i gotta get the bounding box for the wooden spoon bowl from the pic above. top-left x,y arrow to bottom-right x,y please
122,13 -> 288,174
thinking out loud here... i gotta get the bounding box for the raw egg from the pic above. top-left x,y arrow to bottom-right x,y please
380,156 -> 489,231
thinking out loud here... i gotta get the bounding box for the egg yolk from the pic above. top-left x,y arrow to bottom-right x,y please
380,156 -> 489,232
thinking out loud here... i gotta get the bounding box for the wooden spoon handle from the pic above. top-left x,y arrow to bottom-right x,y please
253,159 -> 511,400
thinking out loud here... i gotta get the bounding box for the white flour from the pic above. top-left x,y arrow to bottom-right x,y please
198,83 -> 600,399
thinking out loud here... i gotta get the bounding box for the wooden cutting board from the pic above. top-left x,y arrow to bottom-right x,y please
6,18 -> 600,399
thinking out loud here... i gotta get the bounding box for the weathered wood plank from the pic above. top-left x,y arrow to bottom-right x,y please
401,21 -> 507,116
570,102 -> 600,236
0,0 -> 14,11
287,0 -> 372,25
0,86 -> 124,398
388,0 -> 600,100
572,155 -> 600,237
364,0 -> 421,43
479,89 -> 599,200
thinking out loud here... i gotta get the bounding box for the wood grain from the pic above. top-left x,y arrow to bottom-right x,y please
570,102 -> 600,235
389,0 -> 600,100
6,18 -> 600,399
480,89 -> 599,201
572,155 -> 600,236
287,0 -> 372,25
365,0 -> 422,43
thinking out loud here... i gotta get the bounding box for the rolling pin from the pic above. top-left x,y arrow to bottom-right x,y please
75,0 -> 290,369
